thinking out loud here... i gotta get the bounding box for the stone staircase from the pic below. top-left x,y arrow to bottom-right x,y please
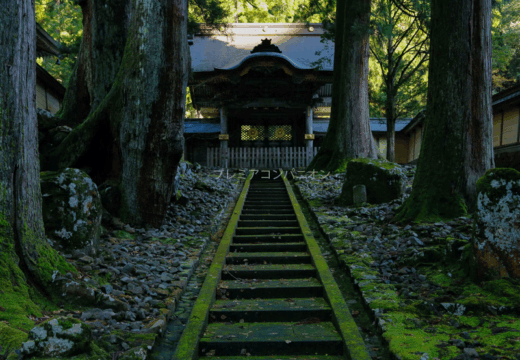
173,172 -> 369,360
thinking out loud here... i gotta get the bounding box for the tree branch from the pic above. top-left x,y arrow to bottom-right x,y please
396,52 -> 429,89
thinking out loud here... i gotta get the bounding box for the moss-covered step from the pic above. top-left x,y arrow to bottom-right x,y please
251,183 -> 283,188
229,242 -> 307,253
244,200 -> 293,205
240,214 -> 297,221
246,195 -> 290,200
222,264 -> 316,279
242,205 -> 294,210
237,220 -> 300,228
248,187 -> 287,190
235,227 -> 302,235
246,193 -> 288,197
218,278 -> 323,299
199,322 -> 342,356
243,200 -> 291,204
209,298 -> 332,322
241,209 -> 295,215
226,251 -> 311,265
232,234 -> 305,244
207,356 -> 344,359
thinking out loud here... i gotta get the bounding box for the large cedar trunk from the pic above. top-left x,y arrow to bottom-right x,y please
49,0 -> 189,226
308,0 -> 378,171
58,0 -> 130,127
0,1 -> 72,290
394,0 -> 494,222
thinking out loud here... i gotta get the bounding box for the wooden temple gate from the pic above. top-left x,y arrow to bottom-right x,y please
207,147 -> 319,168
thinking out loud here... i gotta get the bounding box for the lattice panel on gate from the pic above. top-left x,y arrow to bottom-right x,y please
241,125 -> 265,141
268,125 -> 292,141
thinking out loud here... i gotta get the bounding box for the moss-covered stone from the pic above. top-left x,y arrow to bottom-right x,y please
337,158 -> 406,206
473,168 -> 520,280
40,168 -> 102,255
21,317 -> 92,358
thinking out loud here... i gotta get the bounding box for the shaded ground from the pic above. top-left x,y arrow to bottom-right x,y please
0,165 -> 244,359
293,170 -> 520,360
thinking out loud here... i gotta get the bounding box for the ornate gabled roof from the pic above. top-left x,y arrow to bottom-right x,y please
251,38 -> 282,54
190,23 -> 334,73
216,52 -> 315,71
189,29 -> 333,109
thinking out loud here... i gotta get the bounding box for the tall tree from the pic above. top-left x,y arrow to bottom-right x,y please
308,0 -> 379,172
394,0 -> 494,222
370,0 -> 429,162
1,0 -> 73,292
48,0 -> 191,227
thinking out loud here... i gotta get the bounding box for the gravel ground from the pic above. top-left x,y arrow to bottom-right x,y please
294,166 -> 520,360
41,164 -> 245,358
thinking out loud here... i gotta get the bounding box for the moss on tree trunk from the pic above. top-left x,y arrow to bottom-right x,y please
0,0 -> 75,297
394,0 -> 494,223
308,0 -> 378,172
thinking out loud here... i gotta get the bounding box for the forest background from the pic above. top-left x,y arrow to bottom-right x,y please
36,0 -> 520,121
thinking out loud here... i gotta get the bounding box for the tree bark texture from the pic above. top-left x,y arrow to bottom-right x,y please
58,0 -> 130,127
308,0 -> 378,172
0,1 -> 73,289
385,88 -> 396,162
394,0 -> 494,222
50,0 -> 189,227
385,9 -> 396,163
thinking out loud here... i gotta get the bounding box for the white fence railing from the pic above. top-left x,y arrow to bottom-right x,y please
207,147 -> 319,169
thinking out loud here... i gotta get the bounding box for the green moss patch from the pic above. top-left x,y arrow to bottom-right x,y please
113,230 -> 136,240
0,216 -> 40,345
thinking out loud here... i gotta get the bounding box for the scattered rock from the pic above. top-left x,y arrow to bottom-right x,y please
463,348 -> 480,358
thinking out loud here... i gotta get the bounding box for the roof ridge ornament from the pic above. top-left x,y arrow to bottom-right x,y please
250,39 -> 282,54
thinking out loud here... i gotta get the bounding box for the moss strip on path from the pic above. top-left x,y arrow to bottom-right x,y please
281,171 -> 371,360
172,171 -> 253,360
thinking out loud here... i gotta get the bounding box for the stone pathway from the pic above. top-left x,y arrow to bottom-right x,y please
173,172 -> 369,359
